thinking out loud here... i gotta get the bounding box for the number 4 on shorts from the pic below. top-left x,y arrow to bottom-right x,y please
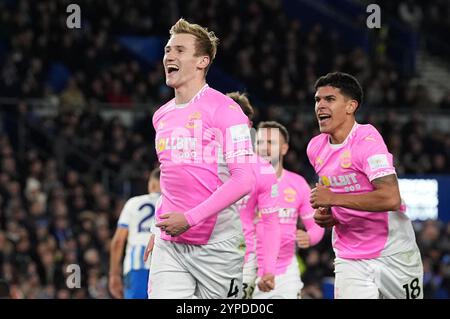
227,278 -> 239,298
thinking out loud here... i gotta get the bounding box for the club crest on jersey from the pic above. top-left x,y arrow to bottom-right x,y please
340,150 -> 352,168
185,111 -> 202,129
157,121 -> 165,129
283,188 -> 297,203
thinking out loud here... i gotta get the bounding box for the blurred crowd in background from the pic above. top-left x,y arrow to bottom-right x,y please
1,0 -> 450,109
0,0 -> 449,298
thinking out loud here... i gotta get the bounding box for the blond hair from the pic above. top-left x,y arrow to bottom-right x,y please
226,92 -> 255,120
169,18 -> 219,75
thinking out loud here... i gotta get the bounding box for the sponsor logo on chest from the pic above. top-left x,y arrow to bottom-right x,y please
156,137 -> 197,153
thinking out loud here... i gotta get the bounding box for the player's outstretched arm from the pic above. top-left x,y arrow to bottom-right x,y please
156,160 -> 255,236
156,159 -> 255,236
257,211 -> 279,291
310,174 -> 401,212
260,212 -> 280,272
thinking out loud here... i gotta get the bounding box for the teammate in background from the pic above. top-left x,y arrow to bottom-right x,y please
307,72 -> 423,299
226,92 -> 280,299
254,121 -> 324,299
147,18 -> 255,299
108,168 -> 160,299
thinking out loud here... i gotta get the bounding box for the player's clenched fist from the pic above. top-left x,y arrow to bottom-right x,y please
310,184 -> 336,209
296,229 -> 310,249
313,207 -> 338,228
156,212 -> 191,236
257,273 -> 275,292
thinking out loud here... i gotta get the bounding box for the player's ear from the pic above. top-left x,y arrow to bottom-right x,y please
346,100 -> 358,115
281,143 -> 289,156
197,56 -> 210,70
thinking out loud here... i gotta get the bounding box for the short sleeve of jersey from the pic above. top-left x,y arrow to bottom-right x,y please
257,172 -> 279,215
117,199 -> 133,228
296,176 -> 315,220
214,102 -> 253,160
306,138 -> 319,171
357,128 -> 396,182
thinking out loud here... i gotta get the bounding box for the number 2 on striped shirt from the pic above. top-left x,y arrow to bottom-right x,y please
138,203 -> 155,233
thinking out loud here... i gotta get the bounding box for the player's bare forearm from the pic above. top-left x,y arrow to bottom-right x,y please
143,234 -> 155,262
328,174 -> 401,212
109,247 -> 124,276
109,229 -> 127,276
109,233 -> 126,298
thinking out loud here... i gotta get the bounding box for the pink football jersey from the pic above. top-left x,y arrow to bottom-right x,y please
256,169 -> 322,276
238,155 -> 280,274
307,123 -> 417,259
153,85 -> 253,245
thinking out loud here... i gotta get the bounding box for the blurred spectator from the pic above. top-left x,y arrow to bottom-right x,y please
398,0 -> 423,29
414,84 -> 437,110
60,78 -> 87,114
403,136 -> 432,174
440,90 -> 450,110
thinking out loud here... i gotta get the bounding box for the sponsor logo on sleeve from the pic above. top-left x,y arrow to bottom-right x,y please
229,124 -> 251,143
367,154 -> 389,171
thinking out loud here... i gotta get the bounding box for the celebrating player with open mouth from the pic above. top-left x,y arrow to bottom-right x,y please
145,18 -> 255,299
307,72 -> 424,299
